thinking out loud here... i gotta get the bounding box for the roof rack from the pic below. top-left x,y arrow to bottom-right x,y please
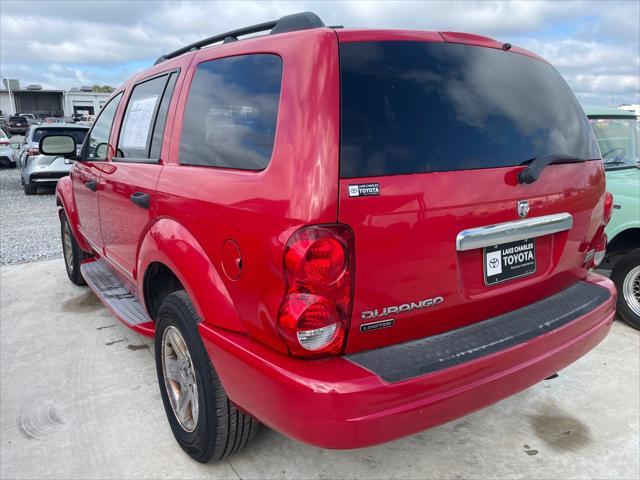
154,11 -> 325,65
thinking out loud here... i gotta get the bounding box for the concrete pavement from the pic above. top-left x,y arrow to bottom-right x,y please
1,259 -> 638,479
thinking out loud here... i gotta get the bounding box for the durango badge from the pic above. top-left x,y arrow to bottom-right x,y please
361,296 -> 444,319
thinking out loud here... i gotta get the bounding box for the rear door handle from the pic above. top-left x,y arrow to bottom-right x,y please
85,180 -> 97,192
130,191 -> 150,209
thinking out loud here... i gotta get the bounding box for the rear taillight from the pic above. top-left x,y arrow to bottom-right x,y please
603,191 -> 614,225
584,192 -> 613,269
27,148 -> 40,156
585,224 -> 609,269
593,234 -> 607,268
0,141 -> 9,146
277,225 -> 354,357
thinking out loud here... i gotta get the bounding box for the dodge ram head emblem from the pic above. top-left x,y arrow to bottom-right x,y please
517,200 -> 530,218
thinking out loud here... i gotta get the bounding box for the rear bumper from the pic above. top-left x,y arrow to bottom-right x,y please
28,171 -> 70,184
199,272 -> 616,449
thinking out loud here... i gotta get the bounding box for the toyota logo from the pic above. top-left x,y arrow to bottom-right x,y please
489,258 -> 500,269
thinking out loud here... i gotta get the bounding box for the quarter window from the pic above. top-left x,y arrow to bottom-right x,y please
179,54 -> 283,170
149,72 -> 178,159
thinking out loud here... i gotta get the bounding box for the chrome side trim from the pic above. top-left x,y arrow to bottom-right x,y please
456,213 -> 573,251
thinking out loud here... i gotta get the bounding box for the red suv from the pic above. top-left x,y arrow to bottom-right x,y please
43,12 -> 616,463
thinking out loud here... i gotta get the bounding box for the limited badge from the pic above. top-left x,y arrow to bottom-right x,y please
348,183 -> 380,197
360,319 -> 394,332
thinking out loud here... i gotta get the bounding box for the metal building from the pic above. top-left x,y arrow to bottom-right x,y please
1,83 -> 111,118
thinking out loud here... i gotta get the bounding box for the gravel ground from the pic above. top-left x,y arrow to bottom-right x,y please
0,146 -> 62,265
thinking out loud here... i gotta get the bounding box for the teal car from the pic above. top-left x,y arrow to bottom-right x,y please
586,107 -> 639,328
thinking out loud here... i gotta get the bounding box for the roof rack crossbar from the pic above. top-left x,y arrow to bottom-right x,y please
154,12 -> 325,65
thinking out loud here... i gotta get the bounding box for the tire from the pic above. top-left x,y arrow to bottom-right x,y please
24,183 -> 36,195
155,291 -> 259,463
10,162 -> 16,169
60,211 -> 88,285
611,249 -> 640,329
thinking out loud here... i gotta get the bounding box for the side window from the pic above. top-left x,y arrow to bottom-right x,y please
116,74 -> 169,161
149,72 -> 178,159
179,54 -> 282,170
85,93 -> 122,160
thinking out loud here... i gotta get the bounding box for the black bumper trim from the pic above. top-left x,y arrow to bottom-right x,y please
30,172 -> 68,182
346,280 -> 611,383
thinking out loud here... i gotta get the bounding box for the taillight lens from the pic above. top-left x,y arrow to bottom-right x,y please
27,148 -> 40,156
284,230 -> 347,287
0,141 -> 9,146
593,233 -> 608,268
278,225 -> 354,358
603,191 -> 614,225
279,294 -> 343,353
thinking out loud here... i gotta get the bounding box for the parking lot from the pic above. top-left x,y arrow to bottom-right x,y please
0,138 -> 62,266
0,259 -> 637,479
0,164 -> 638,479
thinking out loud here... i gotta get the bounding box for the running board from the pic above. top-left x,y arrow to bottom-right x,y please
80,259 -> 155,337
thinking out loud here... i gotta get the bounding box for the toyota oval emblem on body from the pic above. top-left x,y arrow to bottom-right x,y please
517,200 -> 530,218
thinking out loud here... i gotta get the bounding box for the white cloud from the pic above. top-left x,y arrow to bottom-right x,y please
0,0 -> 638,105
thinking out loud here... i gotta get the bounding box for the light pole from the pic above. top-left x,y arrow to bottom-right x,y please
4,75 -> 16,115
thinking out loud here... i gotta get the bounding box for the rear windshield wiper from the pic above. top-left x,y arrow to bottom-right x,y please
518,153 -> 587,184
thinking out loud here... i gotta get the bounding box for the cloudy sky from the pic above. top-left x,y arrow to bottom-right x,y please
1,0 -> 638,106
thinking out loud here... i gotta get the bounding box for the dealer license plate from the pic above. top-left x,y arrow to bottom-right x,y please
484,238 -> 536,286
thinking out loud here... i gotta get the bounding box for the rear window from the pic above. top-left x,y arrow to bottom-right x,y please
340,41 -> 599,178
33,128 -> 88,144
9,116 -> 27,122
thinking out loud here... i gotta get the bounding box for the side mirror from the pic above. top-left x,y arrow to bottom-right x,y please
10,142 -> 20,149
39,134 -> 77,156
95,143 -> 109,159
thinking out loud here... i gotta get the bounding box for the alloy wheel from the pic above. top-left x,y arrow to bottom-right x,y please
623,265 -> 640,317
62,220 -> 74,273
161,326 -> 199,432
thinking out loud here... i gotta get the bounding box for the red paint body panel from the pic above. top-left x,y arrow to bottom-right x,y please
201,272 -> 615,449
152,29 -> 341,352
438,31 -> 549,63
438,31 -> 505,49
336,29 -> 444,43
73,159 -> 105,249
136,218 -> 247,333
99,162 -> 163,278
339,161 -> 607,353
56,177 -> 90,252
